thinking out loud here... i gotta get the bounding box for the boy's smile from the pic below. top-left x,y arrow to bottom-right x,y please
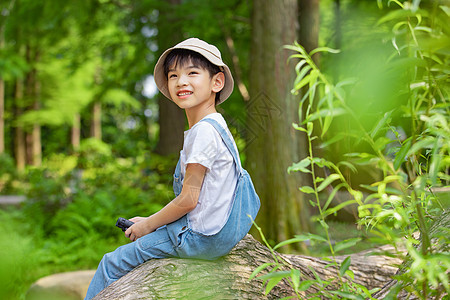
176,90 -> 194,98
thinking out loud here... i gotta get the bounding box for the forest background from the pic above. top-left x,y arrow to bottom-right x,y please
0,0 -> 449,299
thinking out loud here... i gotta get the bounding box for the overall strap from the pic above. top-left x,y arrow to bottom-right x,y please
174,156 -> 181,177
202,118 -> 243,175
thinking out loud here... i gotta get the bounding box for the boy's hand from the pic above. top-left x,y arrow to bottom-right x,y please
129,216 -> 147,223
124,217 -> 155,242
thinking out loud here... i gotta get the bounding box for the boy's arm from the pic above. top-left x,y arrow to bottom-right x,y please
125,163 -> 206,241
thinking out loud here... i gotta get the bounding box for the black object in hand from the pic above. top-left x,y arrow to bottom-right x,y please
115,217 -> 134,232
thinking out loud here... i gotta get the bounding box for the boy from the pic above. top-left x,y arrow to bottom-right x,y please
84,38 -> 259,300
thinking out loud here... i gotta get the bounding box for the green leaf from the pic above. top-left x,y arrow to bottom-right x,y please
345,269 -> 355,280
294,65 -> 312,85
323,200 -> 357,217
249,262 -> 274,280
334,237 -> 362,253
407,136 -> 435,156
307,122 -> 314,136
378,9 -> 417,26
294,74 -> 311,91
292,123 -> 307,132
259,271 -> 290,295
319,133 -> 346,148
428,140 -> 441,184
274,237 -> 308,250
294,59 -> 308,74
336,161 -> 357,173
288,158 -> 311,174
294,233 -> 328,243
299,186 -> 315,194
441,5 -> 450,16
360,184 -> 402,195
321,115 -> 332,137
317,174 -> 340,192
323,183 -> 346,211
265,277 -> 283,295
393,138 -> 411,170
306,108 -> 346,122
329,291 -> 365,300
258,270 -> 290,281
309,47 -> 340,56
298,280 -> 315,291
339,256 -> 351,277
315,177 -> 324,183
319,220 -> 329,230
290,269 -> 301,292
370,111 -> 393,138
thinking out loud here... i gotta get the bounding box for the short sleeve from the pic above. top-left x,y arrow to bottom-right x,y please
184,123 -> 220,170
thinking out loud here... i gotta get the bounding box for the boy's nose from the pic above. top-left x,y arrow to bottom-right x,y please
176,74 -> 188,86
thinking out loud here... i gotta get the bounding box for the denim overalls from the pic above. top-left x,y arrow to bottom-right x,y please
84,118 -> 260,300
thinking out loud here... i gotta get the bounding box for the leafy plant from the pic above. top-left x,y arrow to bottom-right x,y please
4,148 -> 175,299
0,153 -> 21,194
253,0 -> 449,298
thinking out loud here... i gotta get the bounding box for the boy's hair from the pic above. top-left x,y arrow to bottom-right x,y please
163,49 -> 222,105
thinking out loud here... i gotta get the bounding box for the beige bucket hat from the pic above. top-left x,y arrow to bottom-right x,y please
154,38 -> 234,105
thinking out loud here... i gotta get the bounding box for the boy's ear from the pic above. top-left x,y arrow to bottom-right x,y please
211,72 -> 225,93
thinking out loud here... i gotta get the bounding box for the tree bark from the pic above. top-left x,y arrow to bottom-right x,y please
247,0 -> 310,248
90,101 -> 102,140
71,113 -> 80,151
154,0 -> 185,156
14,79 -> 25,170
24,46 -> 41,166
298,0 -> 320,54
0,76 -> 4,154
32,75 -> 41,165
93,234 -> 402,299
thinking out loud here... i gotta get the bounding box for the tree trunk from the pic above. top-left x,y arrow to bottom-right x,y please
71,113 -> 80,151
0,76 -> 4,154
154,97 -> 185,156
32,72 -> 41,165
247,0 -> 310,248
90,101 -> 101,140
93,234 -> 402,299
14,79 -> 25,170
95,207 -> 449,300
299,0 -> 320,54
24,46 -> 41,166
154,0 -> 185,156
24,81 -> 42,166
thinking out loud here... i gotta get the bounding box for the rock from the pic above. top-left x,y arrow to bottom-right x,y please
0,195 -> 26,208
26,270 -> 95,300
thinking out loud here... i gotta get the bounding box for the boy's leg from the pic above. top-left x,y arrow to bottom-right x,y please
84,226 -> 177,300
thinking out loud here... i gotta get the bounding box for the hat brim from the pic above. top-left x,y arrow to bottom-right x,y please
154,43 -> 234,105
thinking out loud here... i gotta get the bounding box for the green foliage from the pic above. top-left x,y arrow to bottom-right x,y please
0,210 -> 38,300
254,1 -> 449,298
0,149 -> 174,298
0,153 -> 21,194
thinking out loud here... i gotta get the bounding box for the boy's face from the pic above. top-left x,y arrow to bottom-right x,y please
167,59 -> 224,110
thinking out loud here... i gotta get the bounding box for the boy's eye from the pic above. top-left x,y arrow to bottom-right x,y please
169,74 -> 177,79
189,71 -> 198,75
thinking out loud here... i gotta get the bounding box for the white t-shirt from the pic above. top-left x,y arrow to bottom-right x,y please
179,113 -> 239,235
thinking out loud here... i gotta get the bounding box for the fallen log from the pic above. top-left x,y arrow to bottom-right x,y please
93,235 -> 402,299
